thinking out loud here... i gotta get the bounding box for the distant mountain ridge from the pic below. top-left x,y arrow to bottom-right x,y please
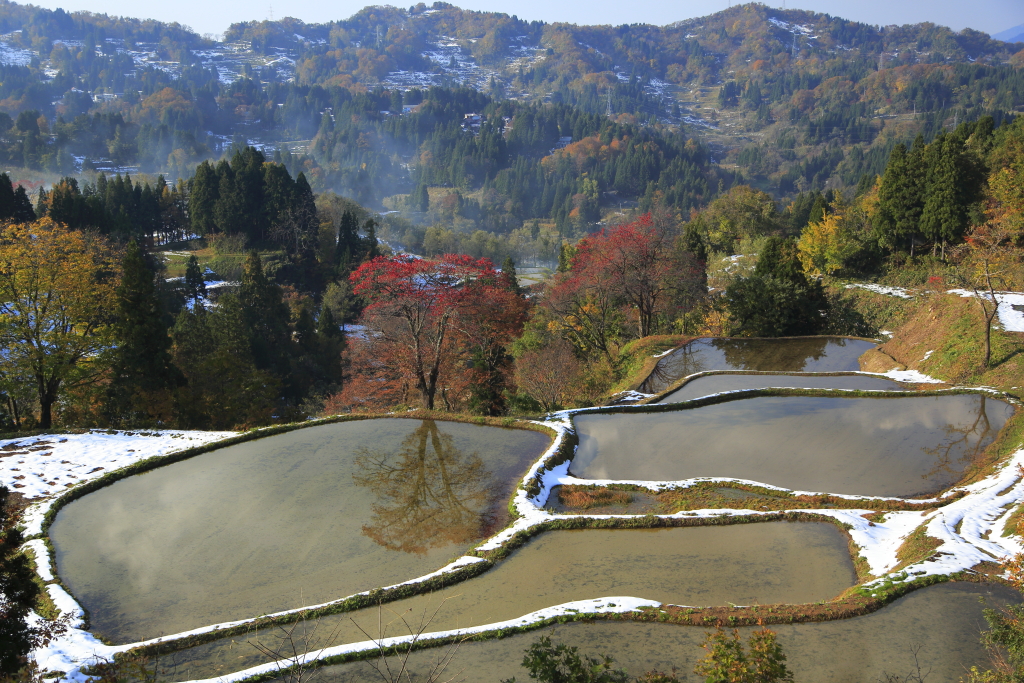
0,0 -> 1019,205
993,23 -> 1024,44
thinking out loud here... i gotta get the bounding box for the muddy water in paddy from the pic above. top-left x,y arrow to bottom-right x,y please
640,337 -> 878,394
658,373 -> 904,403
48,419 -> 550,644
155,523 -> 855,681
574,395 -> 1013,496
303,582 -> 1018,683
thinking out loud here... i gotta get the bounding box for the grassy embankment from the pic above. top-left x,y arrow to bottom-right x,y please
605,334 -> 696,398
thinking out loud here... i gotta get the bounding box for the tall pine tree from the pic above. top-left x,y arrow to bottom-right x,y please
238,251 -> 292,377
500,256 -> 522,295
105,241 -> 182,425
184,254 -> 207,305
188,161 -> 219,235
920,134 -> 984,256
876,140 -> 926,255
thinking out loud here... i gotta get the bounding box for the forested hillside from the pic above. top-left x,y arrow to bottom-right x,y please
0,0 -> 1019,227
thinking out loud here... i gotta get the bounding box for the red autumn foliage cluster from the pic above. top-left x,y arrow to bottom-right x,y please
544,214 -> 705,359
330,253 -> 527,411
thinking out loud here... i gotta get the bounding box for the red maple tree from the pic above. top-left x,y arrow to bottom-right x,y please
545,214 -> 705,353
340,254 -> 526,411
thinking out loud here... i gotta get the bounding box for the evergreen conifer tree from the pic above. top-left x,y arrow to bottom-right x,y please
315,305 -> 345,387
727,237 -> 828,337
557,242 -> 572,272
106,240 -> 182,424
231,147 -> 266,241
188,161 -> 219,236
171,295 -> 280,429
410,182 -> 429,213
184,254 -> 207,305
500,256 -> 522,295
262,162 -> 295,230
213,161 -> 244,236
12,185 -> 35,222
335,210 -> 361,276
238,251 -> 292,375
876,141 -> 926,255
468,345 -> 510,416
921,135 -> 984,255
0,173 -> 16,220
294,173 -> 318,236
0,485 -> 40,676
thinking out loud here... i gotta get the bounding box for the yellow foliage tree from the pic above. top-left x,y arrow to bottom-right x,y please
797,208 -> 853,276
0,219 -> 121,427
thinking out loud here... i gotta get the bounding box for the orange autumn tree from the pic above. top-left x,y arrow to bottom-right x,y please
341,254 -> 526,411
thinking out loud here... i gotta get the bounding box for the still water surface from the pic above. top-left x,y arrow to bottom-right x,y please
155,523 -> 855,681
307,582 -> 1016,683
574,395 -> 1013,496
658,373 -> 903,403
640,337 -> 878,394
49,419 -> 551,643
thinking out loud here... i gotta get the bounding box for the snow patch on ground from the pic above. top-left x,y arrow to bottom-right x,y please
861,448 -> 1024,592
947,289 -> 1024,332
768,17 -> 815,35
46,585 -> 85,628
879,369 -> 945,384
4,430 -> 237,536
607,390 -> 655,404
845,283 -> 915,298
22,539 -> 53,581
30,610 -> 119,683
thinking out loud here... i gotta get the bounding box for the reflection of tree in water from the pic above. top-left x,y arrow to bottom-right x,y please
639,341 -> 710,393
353,420 -> 496,555
714,337 -> 832,372
921,396 -> 998,485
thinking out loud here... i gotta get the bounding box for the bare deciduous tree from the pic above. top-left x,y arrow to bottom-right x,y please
514,339 -> 583,411
351,597 -> 467,683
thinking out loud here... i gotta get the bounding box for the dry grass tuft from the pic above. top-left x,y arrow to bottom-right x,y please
893,525 -> 943,571
558,486 -> 634,509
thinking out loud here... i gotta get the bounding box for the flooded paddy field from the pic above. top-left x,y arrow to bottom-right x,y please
304,582 -> 1018,683
640,337 -> 878,394
34,332 -> 1024,683
48,419 -> 551,643
573,394 -> 1013,496
658,373 -> 905,403
153,522 -> 855,681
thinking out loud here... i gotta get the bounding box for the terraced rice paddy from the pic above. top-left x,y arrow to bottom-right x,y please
35,336 -> 1024,683
49,419 -> 551,642
573,395 -> 1012,496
